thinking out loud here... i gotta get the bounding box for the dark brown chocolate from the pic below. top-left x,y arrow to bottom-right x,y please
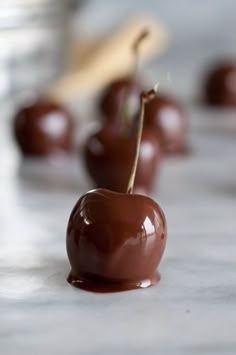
13,98 -> 74,157
66,188 -> 167,292
99,77 -> 142,125
204,62 -> 236,106
84,127 -> 161,195
143,94 -> 187,155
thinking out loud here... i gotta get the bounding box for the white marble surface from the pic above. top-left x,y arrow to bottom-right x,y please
1,100 -> 236,355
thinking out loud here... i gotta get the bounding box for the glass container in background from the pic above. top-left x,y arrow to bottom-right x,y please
0,0 -> 71,100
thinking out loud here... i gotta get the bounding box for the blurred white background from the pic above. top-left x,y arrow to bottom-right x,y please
2,0 -> 236,101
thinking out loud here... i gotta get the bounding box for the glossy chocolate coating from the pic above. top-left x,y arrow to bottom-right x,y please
84,128 -> 161,194
13,98 -> 74,157
204,62 -> 236,106
66,188 -> 167,292
99,77 -> 142,125
143,94 -> 187,154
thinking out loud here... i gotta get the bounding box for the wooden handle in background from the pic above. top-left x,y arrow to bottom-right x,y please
47,16 -> 169,102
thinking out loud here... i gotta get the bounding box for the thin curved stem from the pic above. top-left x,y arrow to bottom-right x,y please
126,96 -> 145,194
120,29 -> 149,135
126,84 -> 159,194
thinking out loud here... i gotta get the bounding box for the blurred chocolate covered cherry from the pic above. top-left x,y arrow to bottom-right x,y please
85,84 -> 161,194
84,127 -> 161,194
143,93 -> 187,154
99,76 -> 142,124
204,61 -> 236,106
99,30 -> 149,128
13,98 -> 74,157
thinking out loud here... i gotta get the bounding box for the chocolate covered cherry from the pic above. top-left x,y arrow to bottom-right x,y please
84,127 -> 161,194
86,41 -> 161,195
67,188 -> 167,292
99,30 -> 149,123
143,94 -> 187,154
13,98 -> 74,157
204,61 -> 236,106
99,77 -> 142,126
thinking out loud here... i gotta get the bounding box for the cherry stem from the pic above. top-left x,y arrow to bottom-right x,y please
121,29 -> 149,135
126,84 -> 158,194
132,29 -> 149,80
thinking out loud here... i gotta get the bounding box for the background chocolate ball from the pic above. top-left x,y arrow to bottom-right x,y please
84,127 -> 161,194
13,98 -> 74,157
204,62 -> 236,106
99,77 -> 142,123
143,94 -> 187,154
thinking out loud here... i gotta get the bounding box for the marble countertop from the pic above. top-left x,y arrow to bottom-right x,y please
1,99 -> 236,355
